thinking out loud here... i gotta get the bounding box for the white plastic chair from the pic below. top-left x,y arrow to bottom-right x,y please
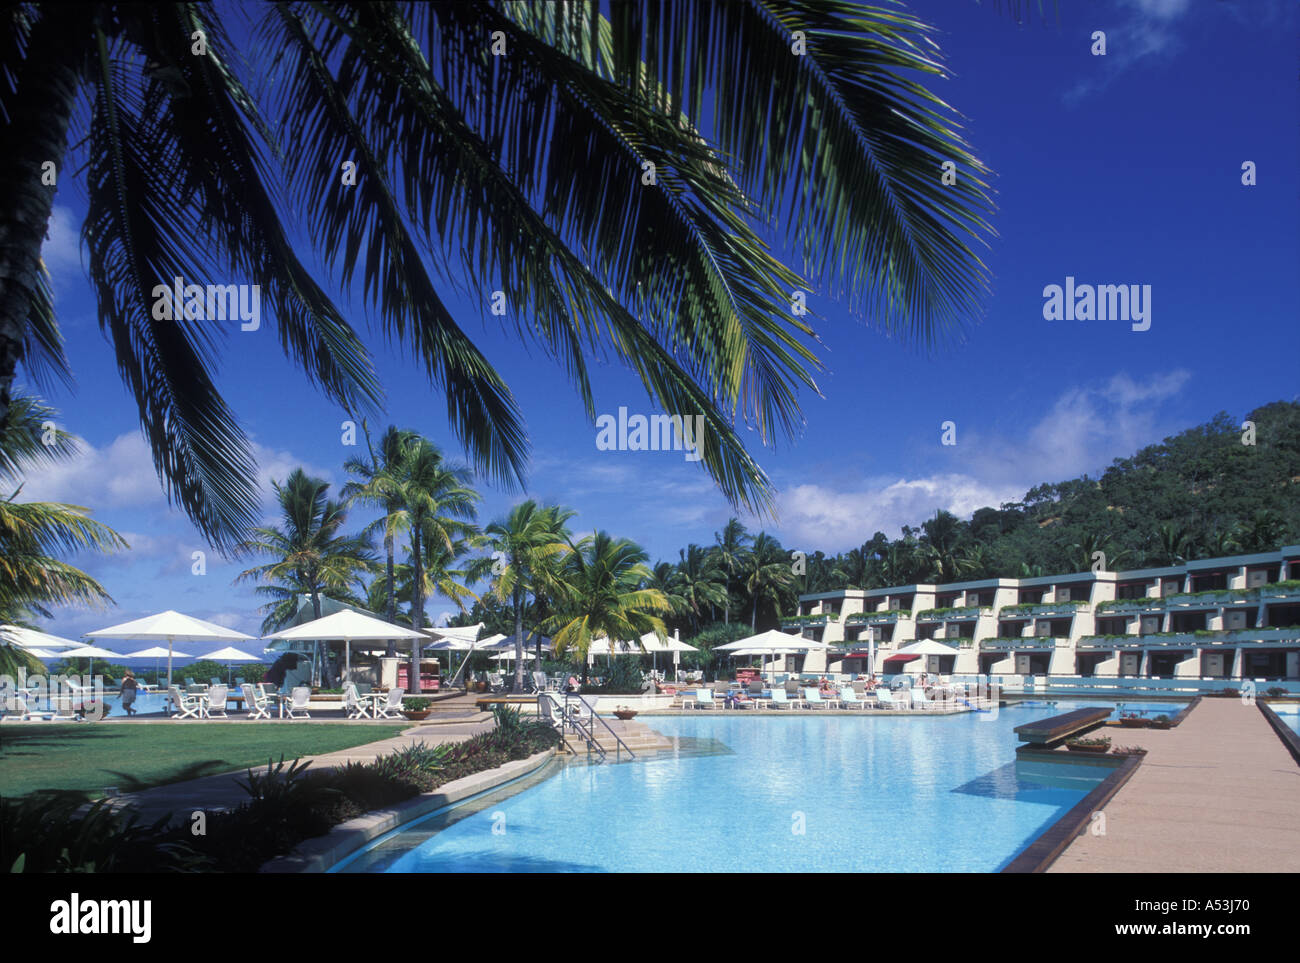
284,686 -> 312,719
372,687 -> 404,719
169,685 -> 203,720
241,683 -> 271,720
205,684 -> 229,718
342,683 -> 370,719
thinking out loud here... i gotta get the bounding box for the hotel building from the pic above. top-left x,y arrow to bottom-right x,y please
789,546 -> 1300,681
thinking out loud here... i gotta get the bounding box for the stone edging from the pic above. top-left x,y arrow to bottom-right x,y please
260,748 -> 557,873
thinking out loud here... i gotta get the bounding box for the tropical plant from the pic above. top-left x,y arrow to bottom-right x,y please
1,1 -> 996,549
742,532 -> 795,630
670,544 -> 728,633
0,395 -> 126,668
483,500 -> 574,692
712,518 -> 751,624
234,469 -> 374,684
343,424 -> 419,649
545,531 -> 670,677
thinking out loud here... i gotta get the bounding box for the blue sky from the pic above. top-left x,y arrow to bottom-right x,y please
22,0 -> 1299,647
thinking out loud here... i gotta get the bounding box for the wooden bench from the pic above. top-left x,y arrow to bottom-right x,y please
1013,707 -> 1111,748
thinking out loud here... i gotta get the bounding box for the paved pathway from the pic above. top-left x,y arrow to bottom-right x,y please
1049,699 -> 1300,872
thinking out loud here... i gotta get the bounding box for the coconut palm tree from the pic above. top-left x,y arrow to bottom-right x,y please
742,532 -> 795,631
382,440 -> 481,689
546,531 -> 670,672
234,469 -> 374,683
712,519 -> 752,624
670,544 -> 728,633
483,501 -> 574,692
343,423 -> 419,651
1,1 -> 994,548
0,394 -> 126,635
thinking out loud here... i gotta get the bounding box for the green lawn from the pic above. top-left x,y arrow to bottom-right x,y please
0,724 -> 407,799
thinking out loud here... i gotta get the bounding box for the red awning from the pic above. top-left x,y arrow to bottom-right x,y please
883,653 -> 920,663
840,652 -> 874,659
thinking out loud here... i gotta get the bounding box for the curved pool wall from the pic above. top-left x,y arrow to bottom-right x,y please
338,701 -> 1133,873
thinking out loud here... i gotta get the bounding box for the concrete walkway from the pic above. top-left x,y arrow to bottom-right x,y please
1049,699 -> 1300,872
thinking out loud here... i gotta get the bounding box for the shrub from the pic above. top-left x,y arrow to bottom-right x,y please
402,697 -> 432,711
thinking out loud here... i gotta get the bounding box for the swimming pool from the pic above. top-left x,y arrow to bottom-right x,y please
337,703 -> 1115,873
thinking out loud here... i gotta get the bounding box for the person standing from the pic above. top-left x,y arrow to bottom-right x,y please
120,670 -> 139,716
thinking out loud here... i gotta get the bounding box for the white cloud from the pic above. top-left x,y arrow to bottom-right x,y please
41,204 -> 83,282
1064,0 -> 1195,105
772,371 -> 1192,552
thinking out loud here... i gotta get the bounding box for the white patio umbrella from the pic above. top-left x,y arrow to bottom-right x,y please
124,645 -> 193,683
883,639 -> 960,675
716,629 -> 827,682
0,625 -> 83,651
205,645 -> 261,685
265,610 -> 427,686
86,611 -> 254,689
60,644 -> 123,678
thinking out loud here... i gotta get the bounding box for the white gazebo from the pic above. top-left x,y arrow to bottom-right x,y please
265,610 -> 428,682
882,639 -> 960,675
85,611 -> 254,689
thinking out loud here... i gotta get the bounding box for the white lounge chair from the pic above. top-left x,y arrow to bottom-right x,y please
685,688 -> 717,710
241,683 -> 271,720
537,693 -> 567,729
371,687 -> 404,719
204,684 -> 229,718
803,687 -> 835,709
342,683 -> 370,719
565,694 -> 598,725
839,686 -> 864,709
909,687 -> 933,711
169,685 -> 203,720
284,686 -> 312,719
768,688 -> 797,709
875,688 -> 902,710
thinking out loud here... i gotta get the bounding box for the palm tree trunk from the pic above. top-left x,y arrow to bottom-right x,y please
410,527 -> 424,695
0,21 -> 81,423
511,581 -> 524,693
384,527 -> 396,657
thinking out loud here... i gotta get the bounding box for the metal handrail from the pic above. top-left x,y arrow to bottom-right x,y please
563,693 -> 636,761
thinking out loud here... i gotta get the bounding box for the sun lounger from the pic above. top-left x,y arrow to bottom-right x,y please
875,688 -> 902,710
803,687 -> 835,709
767,688 -> 796,709
839,686 -> 865,709
241,683 -> 271,720
909,687 -> 935,711
685,688 -> 717,710
284,686 -> 312,719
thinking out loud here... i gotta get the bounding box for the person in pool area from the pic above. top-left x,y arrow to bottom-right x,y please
565,674 -> 580,693
120,670 -> 139,716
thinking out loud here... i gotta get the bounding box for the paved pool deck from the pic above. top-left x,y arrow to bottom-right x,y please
1048,698 -> 1300,873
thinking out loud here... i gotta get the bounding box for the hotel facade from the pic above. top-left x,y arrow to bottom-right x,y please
790,547 -> 1300,682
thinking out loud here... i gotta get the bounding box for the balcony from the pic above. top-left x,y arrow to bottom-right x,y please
1095,597 -> 1165,616
1165,589 -> 1254,608
1078,632 -> 1201,649
844,609 -> 910,624
978,637 -> 1065,651
915,605 -> 989,622
1193,626 -> 1300,644
781,612 -> 840,627
998,600 -> 1089,618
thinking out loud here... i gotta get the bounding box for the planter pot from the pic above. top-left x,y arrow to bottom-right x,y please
613,709 -> 638,721
401,710 -> 432,721
1112,749 -> 1148,758
1066,743 -> 1112,754
1149,720 -> 1172,730
1118,718 -> 1149,728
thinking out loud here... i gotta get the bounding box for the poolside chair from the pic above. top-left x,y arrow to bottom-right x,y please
875,688 -> 901,710
241,683 -> 272,720
168,685 -> 204,720
532,671 -> 549,693
784,679 -> 801,698
767,688 -> 796,710
687,688 -> 717,710
235,677 -> 245,686
184,677 -> 195,687
852,680 -> 867,697
2,693 -> 46,721
205,684 -> 229,719
342,683 -> 369,719
565,694 -> 598,726
371,687 -> 404,720
210,677 -> 221,687
747,680 -> 765,699
803,687 -> 835,709
909,687 -> 933,711
839,686 -> 864,709
537,693 -> 567,730
284,686 -> 312,720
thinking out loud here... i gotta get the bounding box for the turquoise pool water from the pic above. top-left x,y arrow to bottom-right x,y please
1271,704 -> 1300,735
338,703 -> 1114,873
1017,700 -> 1186,721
